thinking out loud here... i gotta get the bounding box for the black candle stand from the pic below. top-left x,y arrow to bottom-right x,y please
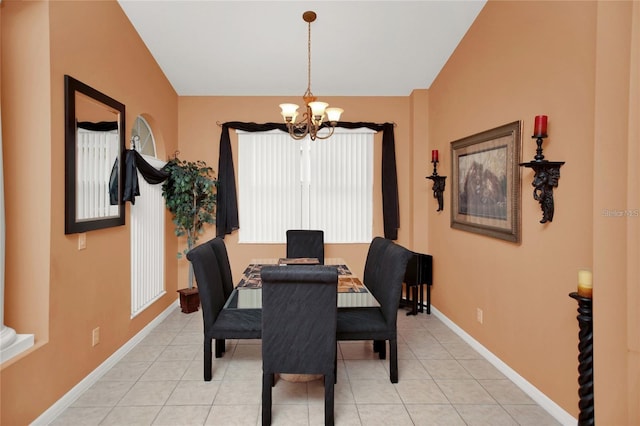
569,292 -> 594,426
426,160 -> 446,212
520,135 -> 565,223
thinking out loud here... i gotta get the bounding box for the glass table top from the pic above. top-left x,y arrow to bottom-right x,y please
225,258 -> 380,309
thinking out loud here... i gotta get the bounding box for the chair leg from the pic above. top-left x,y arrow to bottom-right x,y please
377,340 -> 387,360
426,284 -> 432,315
262,372 -> 273,426
324,374 -> 335,426
373,339 -> 384,355
204,338 -> 212,381
334,348 -> 338,384
215,339 -> 225,358
389,337 -> 398,383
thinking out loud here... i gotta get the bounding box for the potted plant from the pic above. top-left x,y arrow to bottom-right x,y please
162,155 -> 218,313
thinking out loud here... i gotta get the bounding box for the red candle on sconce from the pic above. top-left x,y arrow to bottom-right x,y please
431,150 -> 439,162
533,115 -> 548,137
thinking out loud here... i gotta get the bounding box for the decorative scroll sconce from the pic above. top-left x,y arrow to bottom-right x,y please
519,115 -> 565,223
426,150 -> 447,212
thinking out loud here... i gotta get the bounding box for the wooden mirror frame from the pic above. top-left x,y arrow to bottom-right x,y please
64,75 -> 126,234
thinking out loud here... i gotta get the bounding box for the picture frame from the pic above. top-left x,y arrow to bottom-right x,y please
450,121 -> 522,243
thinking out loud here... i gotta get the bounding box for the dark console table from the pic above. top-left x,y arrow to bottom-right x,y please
402,252 -> 433,315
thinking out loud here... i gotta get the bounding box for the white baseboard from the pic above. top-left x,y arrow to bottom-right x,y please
31,301 -> 179,426
430,305 -> 577,426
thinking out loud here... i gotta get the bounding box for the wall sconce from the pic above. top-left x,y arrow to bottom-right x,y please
426,150 -> 447,212
519,115 -> 565,223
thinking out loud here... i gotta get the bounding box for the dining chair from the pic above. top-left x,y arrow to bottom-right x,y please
336,240 -> 413,383
186,239 -> 262,381
260,265 -> 338,426
286,229 -> 325,264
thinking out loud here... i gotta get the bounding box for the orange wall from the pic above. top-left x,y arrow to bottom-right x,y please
1,1 -> 178,424
428,1 -> 638,423
1,1 -> 638,425
177,96 -> 415,283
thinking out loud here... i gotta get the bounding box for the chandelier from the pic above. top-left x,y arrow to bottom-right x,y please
279,11 -> 343,141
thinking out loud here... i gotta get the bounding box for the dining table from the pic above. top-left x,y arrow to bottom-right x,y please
224,257 -> 380,310
223,257 -> 379,383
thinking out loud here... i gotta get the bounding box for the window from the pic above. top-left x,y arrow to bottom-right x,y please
130,116 -> 165,317
238,128 -> 374,243
131,115 -> 156,157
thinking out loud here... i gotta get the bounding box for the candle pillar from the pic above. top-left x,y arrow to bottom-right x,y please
534,115 -> 548,137
431,150 -> 439,162
577,270 -> 593,298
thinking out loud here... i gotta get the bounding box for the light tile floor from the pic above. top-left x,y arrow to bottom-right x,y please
51,307 -> 561,425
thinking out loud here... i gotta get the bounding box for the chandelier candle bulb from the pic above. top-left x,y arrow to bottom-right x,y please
279,103 -> 300,123
432,150 -> 439,162
325,107 -> 344,124
577,269 -> 593,298
533,115 -> 548,137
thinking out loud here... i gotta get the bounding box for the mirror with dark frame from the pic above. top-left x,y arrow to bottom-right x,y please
64,75 -> 125,234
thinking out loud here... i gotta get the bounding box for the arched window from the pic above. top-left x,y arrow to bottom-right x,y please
131,116 -> 156,157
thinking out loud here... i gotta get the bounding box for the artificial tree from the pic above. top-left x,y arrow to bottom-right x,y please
162,155 -> 217,310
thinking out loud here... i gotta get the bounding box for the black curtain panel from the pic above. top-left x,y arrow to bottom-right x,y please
77,121 -> 118,131
122,149 -> 170,204
217,121 -> 400,240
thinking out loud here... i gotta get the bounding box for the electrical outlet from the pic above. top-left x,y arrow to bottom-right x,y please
92,327 -> 100,346
78,233 -> 87,250
476,308 -> 483,324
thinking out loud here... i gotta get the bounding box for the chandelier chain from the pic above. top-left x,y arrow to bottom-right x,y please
304,17 -> 313,101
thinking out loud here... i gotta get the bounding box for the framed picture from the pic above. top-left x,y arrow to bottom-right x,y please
450,121 -> 522,243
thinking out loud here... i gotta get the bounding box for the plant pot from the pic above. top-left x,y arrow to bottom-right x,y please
177,287 -> 200,313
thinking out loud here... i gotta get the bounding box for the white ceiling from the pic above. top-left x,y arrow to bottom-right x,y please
117,0 -> 486,97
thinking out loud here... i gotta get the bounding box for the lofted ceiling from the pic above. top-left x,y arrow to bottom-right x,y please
117,0 -> 486,97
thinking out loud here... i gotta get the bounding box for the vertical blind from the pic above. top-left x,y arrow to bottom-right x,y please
130,156 -> 166,318
238,128 -> 374,243
76,128 -> 119,219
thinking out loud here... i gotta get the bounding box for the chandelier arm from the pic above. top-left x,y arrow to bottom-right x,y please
286,126 -> 309,141
313,125 -> 337,140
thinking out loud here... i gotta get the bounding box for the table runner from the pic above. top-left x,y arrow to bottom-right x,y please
237,264 -> 366,293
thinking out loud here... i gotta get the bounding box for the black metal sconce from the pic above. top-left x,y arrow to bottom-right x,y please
519,115 -> 565,223
426,150 -> 446,212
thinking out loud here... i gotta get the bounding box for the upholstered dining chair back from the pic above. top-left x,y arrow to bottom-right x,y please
187,241 -> 226,328
260,265 -> 338,426
362,236 -> 392,294
286,229 -> 325,264
371,242 -> 414,326
209,237 -> 234,299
